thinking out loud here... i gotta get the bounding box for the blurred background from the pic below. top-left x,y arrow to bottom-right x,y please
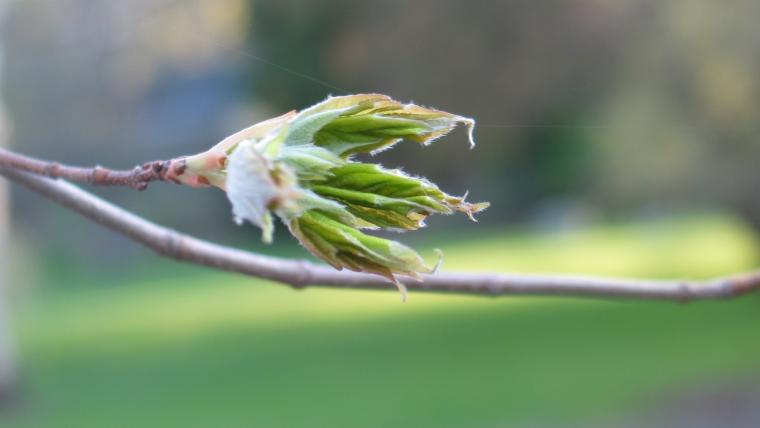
1,0 -> 760,426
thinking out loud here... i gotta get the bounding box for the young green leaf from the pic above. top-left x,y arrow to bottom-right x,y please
311,163 -> 488,230
288,209 -> 433,300
286,94 -> 476,157
277,145 -> 345,181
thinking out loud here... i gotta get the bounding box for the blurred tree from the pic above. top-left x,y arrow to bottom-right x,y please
590,0 -> 760,229
2,0 -> 256,277
246,0 -> 356,108
0,0 -> 18,403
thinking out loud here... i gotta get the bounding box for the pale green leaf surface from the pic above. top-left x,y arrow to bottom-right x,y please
277,145 -> 345,181
310,163 -> 486,230
289,210 -> 432,281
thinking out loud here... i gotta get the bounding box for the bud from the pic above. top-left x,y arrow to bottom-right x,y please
176,94 -> 488,298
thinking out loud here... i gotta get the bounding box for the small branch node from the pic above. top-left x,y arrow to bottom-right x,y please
89,166 -> 109,186
161,230 -> 185,260
676,281 -> 696,303
42,162 -> 61,178
290,260 -> 314,289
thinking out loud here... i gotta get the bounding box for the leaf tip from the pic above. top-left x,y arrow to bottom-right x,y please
393,277 -> 409,303
432,248 -> 444,274
460,116 -> 476,149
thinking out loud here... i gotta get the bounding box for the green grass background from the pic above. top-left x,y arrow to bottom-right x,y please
3,214 -> 760,427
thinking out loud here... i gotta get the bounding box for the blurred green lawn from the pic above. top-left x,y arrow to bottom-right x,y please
4,214 -> 760,427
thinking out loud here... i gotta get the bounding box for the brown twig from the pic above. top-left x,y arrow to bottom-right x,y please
1,165 -> 760,301
0,147 -> 180,190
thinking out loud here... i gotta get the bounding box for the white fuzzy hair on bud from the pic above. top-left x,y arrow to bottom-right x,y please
226,140 -> 279,243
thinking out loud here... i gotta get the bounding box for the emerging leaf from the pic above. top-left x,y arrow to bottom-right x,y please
311,163 -> 488,230
289,209 -> 433,300
181,93 -> 488,297
287,94 -> 476,157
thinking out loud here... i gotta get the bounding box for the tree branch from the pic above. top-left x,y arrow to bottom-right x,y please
1,165 -> 760,301
0,147 -> 178,190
